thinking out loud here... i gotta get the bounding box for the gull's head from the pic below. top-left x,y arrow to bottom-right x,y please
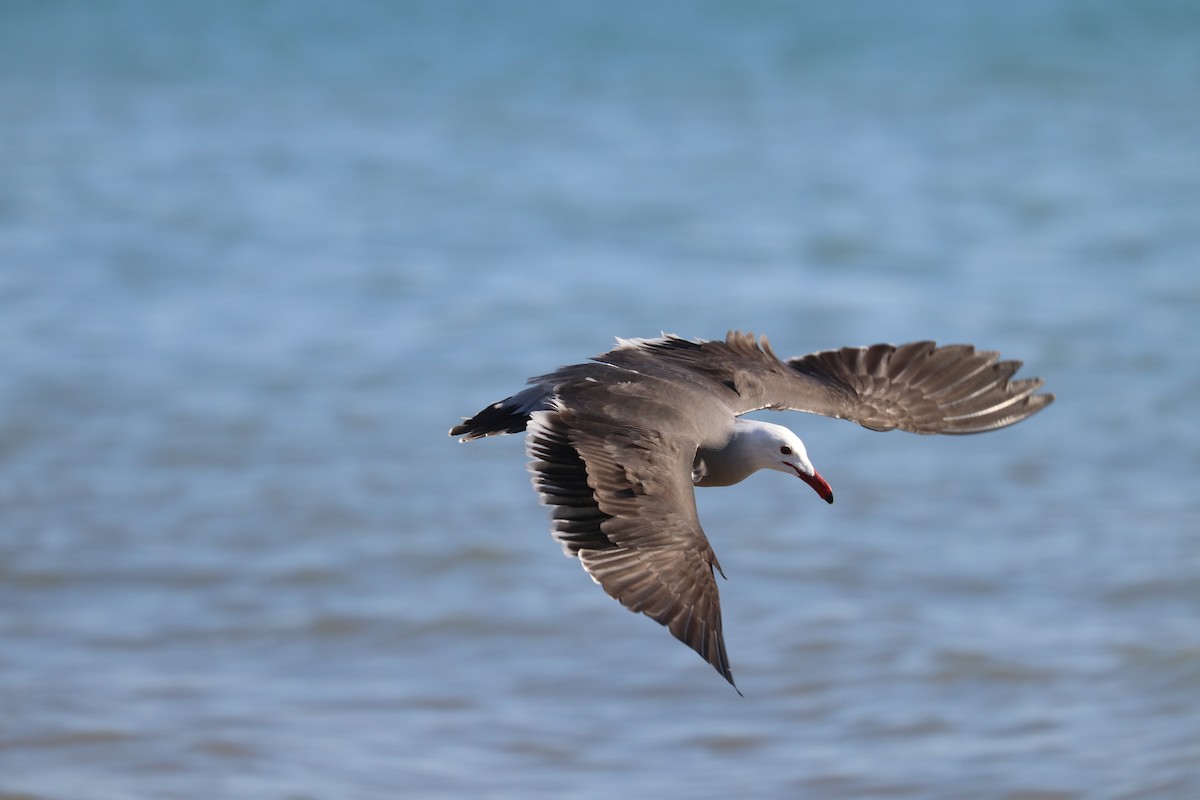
750,422 -> 834,504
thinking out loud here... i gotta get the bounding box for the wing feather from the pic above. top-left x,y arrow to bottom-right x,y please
780,337 -> 1053,433
525,405 -> 737,689
596,332 -> 1053,434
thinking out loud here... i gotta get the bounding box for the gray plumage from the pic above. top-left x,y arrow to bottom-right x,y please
450,331 -> 1054,689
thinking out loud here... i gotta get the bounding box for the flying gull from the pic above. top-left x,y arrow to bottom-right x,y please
450,331 -> 1053,690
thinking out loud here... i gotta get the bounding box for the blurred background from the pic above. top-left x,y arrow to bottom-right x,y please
1,1 -> 1198,797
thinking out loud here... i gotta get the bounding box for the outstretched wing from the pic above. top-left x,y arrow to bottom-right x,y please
597,331 -> 1054,434
525,401 -> 736,689
779,339 -> 1054,433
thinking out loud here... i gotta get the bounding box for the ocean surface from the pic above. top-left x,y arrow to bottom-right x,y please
2,1 -> 1198,797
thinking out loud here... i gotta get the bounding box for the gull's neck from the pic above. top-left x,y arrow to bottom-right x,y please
694,419 -> 783,487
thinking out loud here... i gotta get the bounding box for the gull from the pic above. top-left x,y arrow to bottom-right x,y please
450,332 -> 1053,689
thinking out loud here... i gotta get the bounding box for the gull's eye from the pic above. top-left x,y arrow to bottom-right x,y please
779,445 -> 793,455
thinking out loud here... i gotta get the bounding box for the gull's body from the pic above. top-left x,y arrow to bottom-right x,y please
450,332 -> 1053,689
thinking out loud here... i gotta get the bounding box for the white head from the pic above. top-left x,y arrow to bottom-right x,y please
739,420 -> 834,504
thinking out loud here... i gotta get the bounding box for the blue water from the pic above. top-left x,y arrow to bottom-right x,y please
2,1 -> 1199,797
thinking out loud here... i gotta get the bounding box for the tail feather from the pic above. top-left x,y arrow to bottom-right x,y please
450,386 -> 549,441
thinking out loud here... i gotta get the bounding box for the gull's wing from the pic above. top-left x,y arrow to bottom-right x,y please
525,399 -> 736,689
779,338 -> 1054,432
596,331 -> 1054,434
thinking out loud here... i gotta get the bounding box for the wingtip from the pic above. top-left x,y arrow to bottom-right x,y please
716,662 -> 742,695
